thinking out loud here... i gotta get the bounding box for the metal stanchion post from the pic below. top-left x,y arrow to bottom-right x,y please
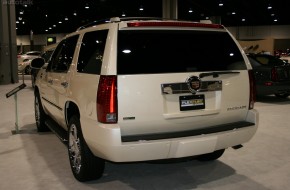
6,83 -> 26,134
22,71 -> 25,84
14,93 -> 19,134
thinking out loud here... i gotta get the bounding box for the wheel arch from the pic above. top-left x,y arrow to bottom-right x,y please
34,86 -> 40,96
65,101 -> 80,127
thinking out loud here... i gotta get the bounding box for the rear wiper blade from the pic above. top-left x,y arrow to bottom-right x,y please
199,71 -> 240,78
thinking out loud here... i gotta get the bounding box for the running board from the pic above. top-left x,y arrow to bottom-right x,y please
45,118 -> 68,145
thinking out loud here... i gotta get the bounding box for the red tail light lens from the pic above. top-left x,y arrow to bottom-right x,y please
248,70 -> 256,109
97,75 -> 117,123
271,67 -> 278,82
264,82 -> 273,86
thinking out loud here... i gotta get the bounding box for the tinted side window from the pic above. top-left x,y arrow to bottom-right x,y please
48,35 -> 78,72
265,55 -> 285,65
77,30 -> 108,74
255,56 -> 269,65
41,50 -> 54,62
117,30 -> 246,75
248,57 -> 261,67
254,55 -> 285,66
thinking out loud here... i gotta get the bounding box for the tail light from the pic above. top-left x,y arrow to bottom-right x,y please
248,70 -> 256,109
97,75 -> 117,123
271,67 -> 278,82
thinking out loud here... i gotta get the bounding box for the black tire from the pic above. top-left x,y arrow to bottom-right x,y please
34,92 -> 50,132
275,93 -> 290,98
68,115 -> 105,182
196,149 -> 225,162
25,66 -> 31,75
31,74 -> 35,88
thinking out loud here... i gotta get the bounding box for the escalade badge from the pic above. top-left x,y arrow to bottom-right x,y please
186,76 -> 201,94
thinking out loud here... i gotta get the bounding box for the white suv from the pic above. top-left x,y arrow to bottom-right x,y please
31,17 -> 259,182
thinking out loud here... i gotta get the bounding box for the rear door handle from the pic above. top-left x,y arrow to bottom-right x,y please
61,82 -> 68,88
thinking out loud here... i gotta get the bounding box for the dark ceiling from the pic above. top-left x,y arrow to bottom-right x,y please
15,0 -> 290,35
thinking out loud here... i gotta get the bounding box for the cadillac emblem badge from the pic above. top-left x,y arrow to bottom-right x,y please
186,76 -> 201,94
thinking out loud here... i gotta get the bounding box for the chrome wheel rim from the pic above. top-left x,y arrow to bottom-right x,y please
35,97 -> 40,126
69,124 -> 81,174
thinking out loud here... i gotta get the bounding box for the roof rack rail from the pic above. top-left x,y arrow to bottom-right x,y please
117,17 -> 165,21
76,18 -> 111,31
76,17 -> 172,31
76,17 -> 220,31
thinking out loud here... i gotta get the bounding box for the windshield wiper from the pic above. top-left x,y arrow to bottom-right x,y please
199,71 -> 240,78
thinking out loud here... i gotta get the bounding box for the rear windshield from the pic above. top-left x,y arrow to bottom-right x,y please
249,54 -> 286,66
117,30 -> 246,75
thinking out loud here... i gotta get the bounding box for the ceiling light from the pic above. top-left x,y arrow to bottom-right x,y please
267,5 -> 272,9
139,6 -> 144,11
274,19 -> 278,22
188,8 -> 193,13
85,4 -> 89,9
73,12 -> 77,16
19,17 -> 22,20
45,30 -> 48,32
122,12 -> 126,17
271,13 -> 275,16
16,21 -> 19,24
122,49 -> 131,54
232,12 -> 236,15
45,14 -> 48,17
19,11 -> 24,15
24,4 -> 27,7
49,27 -> 52,30
59,21 -> 62,24
22,21 -> 25,24
53,25 -> 56,27
65,17 -> 68,21
219,1 -> 223,6
242,18 -> 246,22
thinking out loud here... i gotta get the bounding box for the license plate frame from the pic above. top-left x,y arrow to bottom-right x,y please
179,95 -> 205,111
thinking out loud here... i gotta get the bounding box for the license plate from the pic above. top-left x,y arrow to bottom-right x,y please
179,95 -> 205,111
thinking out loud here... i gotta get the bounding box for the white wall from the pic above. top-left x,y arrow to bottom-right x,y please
226,25 -> 290,54
16,33 -> 67,46
227,25 -> 290,40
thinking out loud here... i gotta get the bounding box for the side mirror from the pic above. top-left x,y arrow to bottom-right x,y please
31,58 -> 45,69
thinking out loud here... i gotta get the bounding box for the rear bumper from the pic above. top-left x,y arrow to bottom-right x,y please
81,109 -> 258,162
256,81 -> 290,95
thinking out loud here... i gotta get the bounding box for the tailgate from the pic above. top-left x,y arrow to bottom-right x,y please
276,65 -> 290,81
117,71 -> 250,140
